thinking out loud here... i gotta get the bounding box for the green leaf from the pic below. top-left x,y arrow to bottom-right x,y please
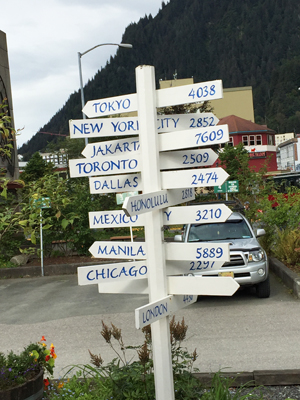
61,219 -> 69,229
31,232 -> 36,245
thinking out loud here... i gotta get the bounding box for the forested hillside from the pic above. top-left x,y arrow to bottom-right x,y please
19,0 -> 300,159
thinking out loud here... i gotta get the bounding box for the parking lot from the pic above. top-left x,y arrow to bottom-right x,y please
1,270 -> 300,378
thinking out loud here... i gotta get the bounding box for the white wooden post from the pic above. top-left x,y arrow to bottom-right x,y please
135,65 -> 175,400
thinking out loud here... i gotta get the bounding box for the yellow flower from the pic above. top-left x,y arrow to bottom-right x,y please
57,382 -> 64,389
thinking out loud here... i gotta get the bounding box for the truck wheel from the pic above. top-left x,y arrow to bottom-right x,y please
256,276 -> 270,298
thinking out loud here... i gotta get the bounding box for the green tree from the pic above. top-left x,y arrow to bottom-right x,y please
21,152 -> 54,182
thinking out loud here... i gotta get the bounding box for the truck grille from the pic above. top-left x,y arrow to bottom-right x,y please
222,252 -> 247,268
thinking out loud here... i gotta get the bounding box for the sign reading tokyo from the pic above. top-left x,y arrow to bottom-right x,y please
123,188 -> 195,217
69,155 -> 140,178
162,203 -> 232,225
82,93 -> 138,118
89,209 -> 145,229
89,173 -> 142,194
159,124 -> 229,152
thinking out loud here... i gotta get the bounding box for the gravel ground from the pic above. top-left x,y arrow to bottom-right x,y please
235,385 -> 300,399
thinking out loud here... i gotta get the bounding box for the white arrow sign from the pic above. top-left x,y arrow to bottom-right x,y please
82,93 -> 138,118
98,278 -> 148,294
89,173 -> 142,194
78,261 -> 147,286
156,80 -> 223,108
161,167 -> 229,189
165,242 -> 230,262
122,188 -> 195,217
89,209 -> 145,229
69,154 -> 141,178
159,124 -> 229,152
89,241 -> 147,259
69,117 -> 139,139
135,294 -> 197,329
82,137 -> 140,158
160,148 -> 218,170
168,276 -> 240,296
96,275 -> 239,296
70,113 -> 219,140
162,203 -> 232,225
166,260 -> 224,275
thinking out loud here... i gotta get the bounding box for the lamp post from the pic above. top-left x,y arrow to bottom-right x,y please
78,43 -> 133,145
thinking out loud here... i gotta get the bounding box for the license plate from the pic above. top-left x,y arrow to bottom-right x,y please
219,271 -> 234,278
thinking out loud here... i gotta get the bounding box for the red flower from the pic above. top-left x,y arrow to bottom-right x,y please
44,378 -> 50,388
45,355 -> 50,361
41,336 -> 46,342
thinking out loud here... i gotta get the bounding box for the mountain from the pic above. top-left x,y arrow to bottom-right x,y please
19,0 -> 300,160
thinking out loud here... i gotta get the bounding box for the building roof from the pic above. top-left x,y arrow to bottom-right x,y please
218,115 -> 275,134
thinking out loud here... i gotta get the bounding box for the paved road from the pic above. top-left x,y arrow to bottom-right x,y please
1,271 -> 299,378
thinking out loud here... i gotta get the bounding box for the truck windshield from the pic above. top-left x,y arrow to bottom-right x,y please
188,219 -> 252,242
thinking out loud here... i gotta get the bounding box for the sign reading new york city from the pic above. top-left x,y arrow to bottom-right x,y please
69,67 -> 238,400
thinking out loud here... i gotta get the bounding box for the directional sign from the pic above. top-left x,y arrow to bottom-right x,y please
98,278 -> 148,294
82,93 -> 138,118
89,241 -> 147,259
69,154 -> 141,178
166,259 -> 224,275
82,137 -> 139,158
78,261 -> 147,286
89,173 -> 142,194
157,113 -> 219,132
161,168 -> 229,189
164,242 -> 230,262
123,188 -> 195,217
135,294 -> 197,329
70,113 -> 219,140
156,80 -> 223,108
162,203 -> 232,225
168,276 -> 240,296
70,117 -> 139,139
160,149 -> 218,170
89,209 -> 145,229
159,124 -> 229,152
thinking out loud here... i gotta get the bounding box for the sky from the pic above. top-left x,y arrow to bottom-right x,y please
1,0 -> 169,148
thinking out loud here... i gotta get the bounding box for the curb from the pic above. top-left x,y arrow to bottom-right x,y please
194,369 -> 300,386
269,257 -> 300,298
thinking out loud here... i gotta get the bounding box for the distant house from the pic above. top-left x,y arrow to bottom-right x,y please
218,115 -> 277,172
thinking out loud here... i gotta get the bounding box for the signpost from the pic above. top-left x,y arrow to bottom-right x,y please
69,66 -> 240,400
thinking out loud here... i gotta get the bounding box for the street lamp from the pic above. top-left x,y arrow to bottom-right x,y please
78,43 -> 133,145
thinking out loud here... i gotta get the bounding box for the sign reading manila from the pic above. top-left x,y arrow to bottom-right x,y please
89,173 -> 142,194
89,241 -> 147,259
161,167 -> 229,189
122,188 -> 195,217
69,154 -> 141,178
162,203 -> 232,225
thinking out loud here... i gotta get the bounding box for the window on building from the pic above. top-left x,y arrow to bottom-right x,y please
268,135 -> 275,145
228,137 -> 233,146
242,136 -> 248,146
250,135 -> 255,146
256,135 -> 262,145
